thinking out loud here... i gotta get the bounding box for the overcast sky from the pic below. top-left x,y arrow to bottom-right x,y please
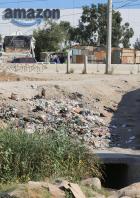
0,0 -> 139,9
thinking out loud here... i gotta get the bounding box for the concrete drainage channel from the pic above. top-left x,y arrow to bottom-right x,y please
96,150 -> 140,190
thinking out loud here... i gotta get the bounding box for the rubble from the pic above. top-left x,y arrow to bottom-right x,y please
0,95 -> 113,149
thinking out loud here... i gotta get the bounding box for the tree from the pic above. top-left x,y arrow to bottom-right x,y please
121,23 -> 134,48
59,21 -> 74,48
134,37 -> 140,50
33,21 -> 72,61
71,4 -> 134,48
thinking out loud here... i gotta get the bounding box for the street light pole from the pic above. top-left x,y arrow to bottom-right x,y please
106,0 -> 112,74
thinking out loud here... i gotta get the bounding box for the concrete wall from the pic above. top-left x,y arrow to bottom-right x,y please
0,63 -> 140,75
97,152 -> 140,188
127,164 -> 140,185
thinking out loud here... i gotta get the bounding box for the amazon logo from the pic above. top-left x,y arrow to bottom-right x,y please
4,8 -> 60,20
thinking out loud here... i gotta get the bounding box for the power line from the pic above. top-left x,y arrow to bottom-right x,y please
115,0 -> 140,9
0,0 -> 139,9
0,0 -> 48,5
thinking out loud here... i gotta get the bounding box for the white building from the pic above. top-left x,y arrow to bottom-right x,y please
0,8 -> 139,46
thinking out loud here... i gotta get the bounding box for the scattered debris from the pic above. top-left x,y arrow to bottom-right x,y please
0,95 -> 111,149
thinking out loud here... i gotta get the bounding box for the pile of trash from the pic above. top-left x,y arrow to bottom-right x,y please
0,92 -> 112,149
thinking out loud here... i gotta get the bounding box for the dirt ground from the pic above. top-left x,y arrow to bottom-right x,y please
0,72 -> 140,152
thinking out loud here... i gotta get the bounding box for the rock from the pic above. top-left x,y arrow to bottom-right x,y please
59,180 -> 86,198
81,177 -> 101,190
41,88 -> 46,98
118,183 -> 140,198
8,182 -> 65,198
48,184 -> 65,198
28,181 -> 65,198
10,93 -> 18,101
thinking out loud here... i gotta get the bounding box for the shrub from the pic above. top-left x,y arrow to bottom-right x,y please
0,128 -> 101,183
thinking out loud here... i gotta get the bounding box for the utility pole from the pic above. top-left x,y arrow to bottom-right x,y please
106,0 -> 112,74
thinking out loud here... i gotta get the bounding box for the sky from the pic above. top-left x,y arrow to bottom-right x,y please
0,0 -> 139,9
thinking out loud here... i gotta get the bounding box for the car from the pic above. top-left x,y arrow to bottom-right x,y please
11,57 -> 37,63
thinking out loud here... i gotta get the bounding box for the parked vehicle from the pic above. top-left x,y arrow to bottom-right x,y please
11,57 -> 37,63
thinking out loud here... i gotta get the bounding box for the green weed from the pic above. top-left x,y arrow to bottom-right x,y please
0,128 -> 101,183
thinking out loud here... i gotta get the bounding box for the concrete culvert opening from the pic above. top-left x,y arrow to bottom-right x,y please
102,163 -> 129,190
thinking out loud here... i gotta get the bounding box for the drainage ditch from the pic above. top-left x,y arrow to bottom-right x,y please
102,163 -> 129,190
96,152 -> 140,190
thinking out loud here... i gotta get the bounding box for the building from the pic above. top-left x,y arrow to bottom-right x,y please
71,46 -> 140,64
0,8 -> 82,37
0,8 -> 139,46
0,7 -> 139,50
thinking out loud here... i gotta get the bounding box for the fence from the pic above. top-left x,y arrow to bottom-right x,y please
0,63 -> 140,75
